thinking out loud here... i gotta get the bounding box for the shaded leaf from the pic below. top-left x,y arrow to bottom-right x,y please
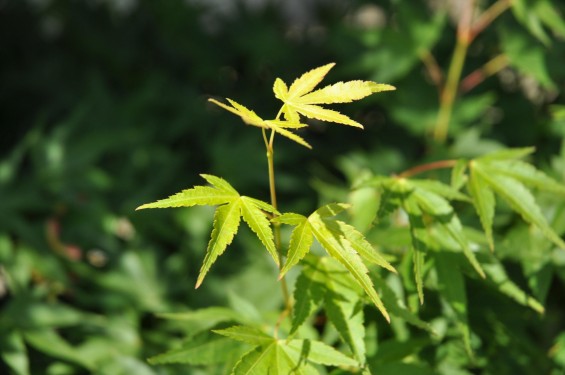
434,253 -> 472,357
402,195 -> 427,304
325,295 -> 366,362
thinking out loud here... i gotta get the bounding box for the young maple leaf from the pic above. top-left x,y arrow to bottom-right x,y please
272,203 -> 395,322
136,174 -> 280,288
273,62 -> 396,128
208,98 -> 312,148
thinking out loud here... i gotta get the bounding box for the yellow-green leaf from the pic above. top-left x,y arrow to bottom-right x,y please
240,197 -> 279,266
309,212 -> 390,322
468,165 -> 496,250
299,80 -> 395,105
286,63 -> 336,99
280,219 -> 313,277
136,186 -> 235,210
208,98 -> 266,128
274,63 -> 395,128
334,220 -> 396,273
475,163 -> 565,249
196,200 -> 242,288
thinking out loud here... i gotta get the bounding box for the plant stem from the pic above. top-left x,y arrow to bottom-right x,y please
460,54 -> 508,93
397,159 -> 459,178
264,128 -> 291,312
433,38 -> 469,143
433,0 -> 511,142
433,0 -> 474,143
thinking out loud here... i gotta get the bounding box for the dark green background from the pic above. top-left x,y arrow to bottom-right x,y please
1,0 -> 565,374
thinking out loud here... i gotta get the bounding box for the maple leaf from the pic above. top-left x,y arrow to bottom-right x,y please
208,98 -> 312,148
273,62 -> 396,128
136,174 -> 279,288
273,203 -> 395,322
214,325 -> 359,374
468,147 -> 565,251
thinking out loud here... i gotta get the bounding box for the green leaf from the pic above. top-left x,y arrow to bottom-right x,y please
214,326 -> 273,346
280,219 -> 314,277
309,211 -> 390,322
315,202 -> 350,217
474,162 -> 565,249
24,329 -> 94,369
209,98 -> 311,148
241,197 -> 279,266
467,165 -> 496,250
136,185 -> 236,210
286,339 -> 359,367
272,212 -> 307,226
372,276 -> 433,332
274,63 -> 395,128
325,295 -> 366,362
402,195 -> 427,304
0,331 -> 29,375
439,214 -> 486,279
434,253 -> 472,357
479,147 -> 535,161
334,220 -> 396,273
412,188 -> 453,216
148,335 -> 247,365
208,98 -> 267,128
410,179 -> 470,202
487,160 -> 565,196
511,0 -> 565,45
451,159 -> 468,190
290,257 -> 326,334
196,200 -> 242,288
139,175 -> 280,288
480,254 -> 544,314
231,346 -> 278,375
157,307 -> 246,331
232,342 -> 319,375
202,174 -> 240,194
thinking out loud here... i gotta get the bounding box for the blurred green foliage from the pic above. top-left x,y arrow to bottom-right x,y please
1,0 -> 565,374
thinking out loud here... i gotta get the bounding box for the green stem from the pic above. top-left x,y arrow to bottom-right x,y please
265,128 -> 291,312
433,0 -> 474,143
433,38 -> 469,143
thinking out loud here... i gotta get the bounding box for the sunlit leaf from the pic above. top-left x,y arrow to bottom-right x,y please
279,219 -> 313,277
197,200 -> 242,288
473,162 -> 565,249
274,63 -> 395,128
309,210 -> 390,322
240,197 -> 278,266
138,175 -> 280,288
